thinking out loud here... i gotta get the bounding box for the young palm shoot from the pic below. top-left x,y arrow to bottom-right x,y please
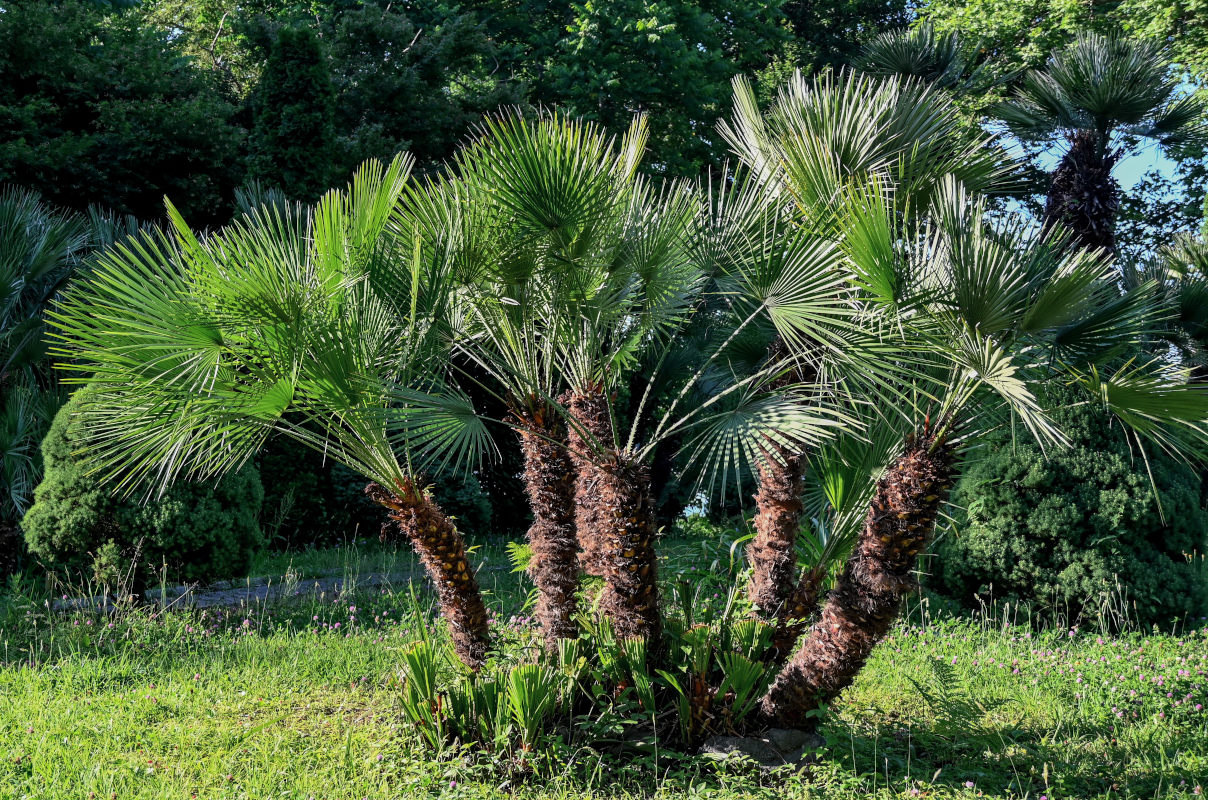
48,158 -> 496,671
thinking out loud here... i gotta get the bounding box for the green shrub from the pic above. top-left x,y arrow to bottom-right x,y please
933,395 -> 1208,628
21,390 -> 264,592
259,436 -> 492,549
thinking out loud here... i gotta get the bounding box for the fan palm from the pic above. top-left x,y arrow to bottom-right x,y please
409,112 -> 681,649
758,179 -> 1208,727
434,113 -> 862,652
47,158 -> 496,671
997,32 -> 1206,254
719,69 -> 1011,642
857,23 -> 988,92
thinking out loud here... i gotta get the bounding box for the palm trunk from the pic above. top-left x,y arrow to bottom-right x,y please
760,434 -> 955,727
747,445 -> 806,616
595,452 -> 662,646
747,335 -> 820,658
769,564 -> 826,661
1043,129 -> 1119,255
515,402 -> 580,650
563,384 -> 614,576
367,481 -> 490,672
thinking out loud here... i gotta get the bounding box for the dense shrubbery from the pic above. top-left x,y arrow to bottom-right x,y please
259,436 -> 495,550
21,390 -> 264,592
934,395 -> 1208,628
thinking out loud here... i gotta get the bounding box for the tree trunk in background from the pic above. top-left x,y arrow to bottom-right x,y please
1043,129 -> 1119,255
595,452 -> 662,647
0,521 -> 22,579
760,434 -> 955,727
515,402 -> 580,650
747,445 -> 806,616
368,481 -> 491,672
563,384 -> 614,576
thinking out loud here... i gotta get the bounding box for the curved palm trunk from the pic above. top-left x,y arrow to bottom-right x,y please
367,481 -> 490,672
595,452 -> 662,646
515,402 -> 580,650
1043,129 -> 1119,255
563,384 -> 614,576
760,435 -> 955,727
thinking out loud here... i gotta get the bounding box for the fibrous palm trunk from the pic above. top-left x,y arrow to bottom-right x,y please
747,446 -> 806,616
1043,129 -> 1120,255
747,446 -> 826,658
367,481 -> 490,671
515,402 -> 580,650
760,434 -> 954,727
594,452 -> 661,646
563,384 -> 614,576
747,338 -> 824,659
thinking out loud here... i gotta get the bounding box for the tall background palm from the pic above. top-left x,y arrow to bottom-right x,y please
997,32 -> 1206,254
47,159 -> 496,671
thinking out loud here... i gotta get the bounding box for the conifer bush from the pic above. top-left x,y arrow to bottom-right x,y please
934,396 -> 1208,628
21,390 -> 264,593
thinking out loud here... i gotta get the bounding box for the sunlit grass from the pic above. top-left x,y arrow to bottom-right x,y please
2,536 -> 1206,799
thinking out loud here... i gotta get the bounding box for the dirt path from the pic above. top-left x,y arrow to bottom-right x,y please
55,562 -> 510,612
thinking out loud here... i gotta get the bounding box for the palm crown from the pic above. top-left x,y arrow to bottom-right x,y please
48,157 -> 496,669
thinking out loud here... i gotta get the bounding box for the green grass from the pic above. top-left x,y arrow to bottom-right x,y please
2,537 -> 1206,799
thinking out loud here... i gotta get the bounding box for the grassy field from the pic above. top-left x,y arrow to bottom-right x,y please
2,536 -> 1206,800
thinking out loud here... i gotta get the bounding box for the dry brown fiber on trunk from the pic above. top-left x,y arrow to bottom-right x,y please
367,481 -> 491,671
515,402 -> 580,650
563,384 -> 614,576
760,434 -> 955,728
1043,129 -> 1119,255
594,454 -> 662,647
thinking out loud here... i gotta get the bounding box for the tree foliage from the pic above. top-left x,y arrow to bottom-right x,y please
935,394 -> 1208,628
0,0 -> 244,226
22,389 -> 265,591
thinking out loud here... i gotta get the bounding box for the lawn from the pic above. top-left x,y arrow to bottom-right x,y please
2,536 -> 1206,800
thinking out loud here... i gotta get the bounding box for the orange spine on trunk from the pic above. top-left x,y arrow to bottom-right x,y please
367,481 -> 491,672
760,434 -> 954,727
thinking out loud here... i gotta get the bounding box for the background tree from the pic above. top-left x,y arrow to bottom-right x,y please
247,25 -> 337,202
997,33 -> 1206,254
0,0 -> 245,226
545,0 -> 787,175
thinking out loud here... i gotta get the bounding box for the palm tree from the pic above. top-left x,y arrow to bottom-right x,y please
719,69 -> 1008,646
439,116 -> 860,652
758,181 -> 1208,726
47,158 -> 496,671
413,113 -> 671,649
997,32 -> 1205,254
857,23 -> 988,92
